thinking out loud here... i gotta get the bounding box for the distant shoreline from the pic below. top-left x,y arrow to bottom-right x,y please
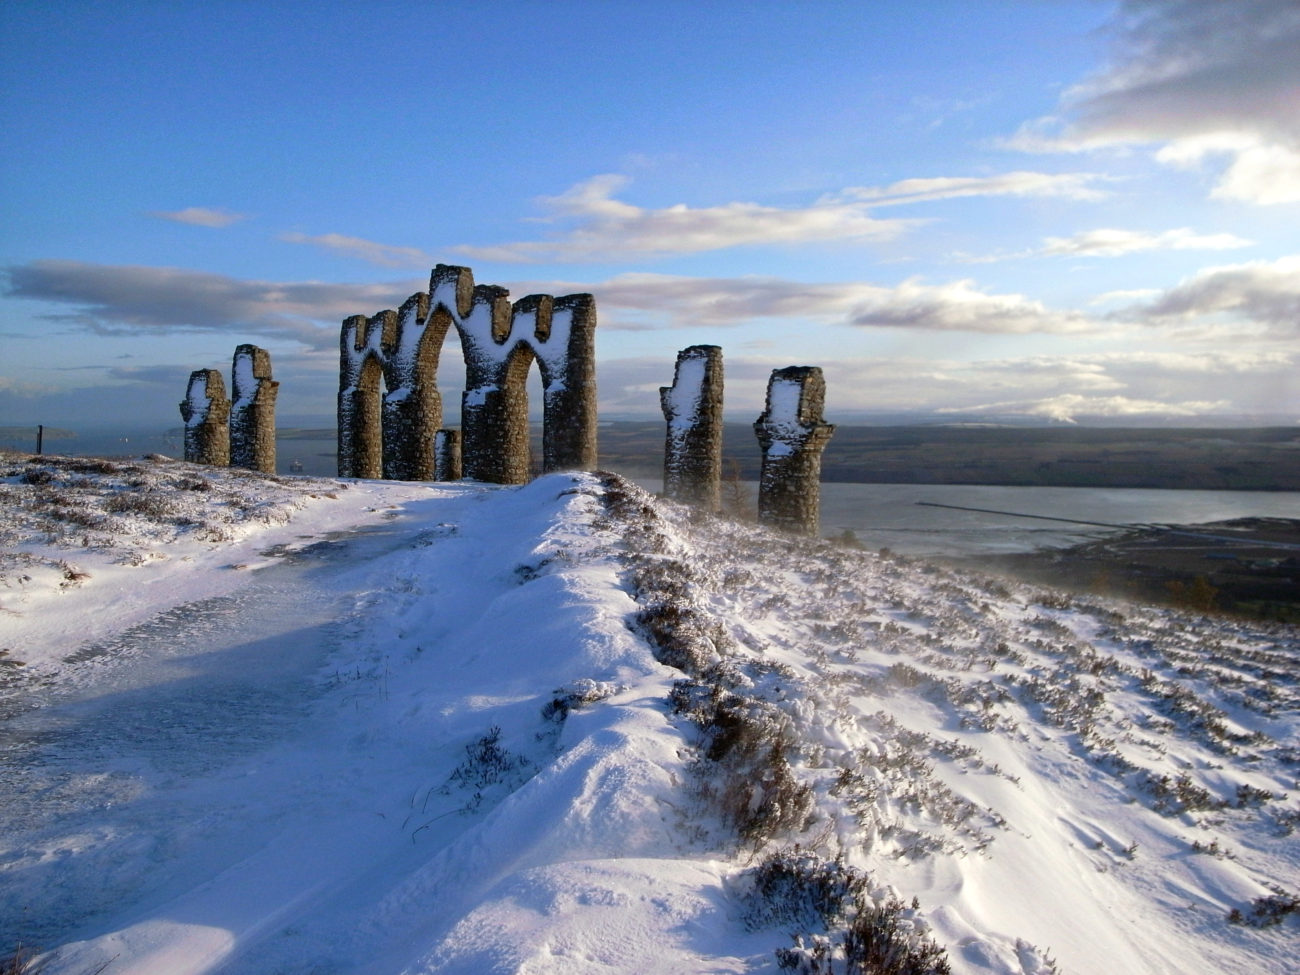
3,422 -> 1298,491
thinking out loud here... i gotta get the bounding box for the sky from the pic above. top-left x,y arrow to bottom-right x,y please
1,0 -> 1297,431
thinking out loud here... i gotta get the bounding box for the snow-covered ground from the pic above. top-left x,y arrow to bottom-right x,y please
1,452 -> 1296,974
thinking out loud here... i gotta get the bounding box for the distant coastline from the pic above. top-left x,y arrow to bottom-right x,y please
3,421 -> 1298,491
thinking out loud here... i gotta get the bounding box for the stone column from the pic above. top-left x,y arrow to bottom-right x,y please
660,345 -> 724,510
383,292 -> 447,481
230,344 -> 279,473
435,429 -> 462,480
540,292 -> 598,473
338,312 -> 394,478
754,366 -> 835,535
180,369 -> 230,466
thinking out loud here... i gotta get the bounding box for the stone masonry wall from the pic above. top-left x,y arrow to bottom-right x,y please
660,345 -> 724,510
179,369 -> 230,467
754,366 -> 835,535
229,344 -> 278,474
339,264 -> 598,485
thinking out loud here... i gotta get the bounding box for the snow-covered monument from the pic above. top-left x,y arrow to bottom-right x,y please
338,264 -> 598,484
180,344 -> 278,473
754,366 -> 835,535
660,345 -> 725,511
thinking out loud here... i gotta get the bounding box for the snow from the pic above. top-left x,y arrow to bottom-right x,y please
664,354 -> 708,432
231,350 -> 257,409
184,376 -> 213,427
1,452 -> 1296,973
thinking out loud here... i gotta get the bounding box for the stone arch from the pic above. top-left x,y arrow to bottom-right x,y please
338,264 -> 598,485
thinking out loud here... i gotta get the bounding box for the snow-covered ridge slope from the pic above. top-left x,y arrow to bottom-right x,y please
0,456 -> 1296,974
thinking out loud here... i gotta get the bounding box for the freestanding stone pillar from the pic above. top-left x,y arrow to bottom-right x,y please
230,344 -> 279,473
754,366 -> 835,535
435,429 -> 462,480
660,345 -> 724,510
180,369 -> 230,466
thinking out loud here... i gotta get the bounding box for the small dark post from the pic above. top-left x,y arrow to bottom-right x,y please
36,425 -> 44,455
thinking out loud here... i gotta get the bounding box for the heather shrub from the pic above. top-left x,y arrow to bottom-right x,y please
744,850 -> 951,975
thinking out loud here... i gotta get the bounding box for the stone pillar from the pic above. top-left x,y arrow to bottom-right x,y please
338,312 -> 394,478
230,344 -> 279,473
435,428 -> 462,480
660,345 -> 724,510
540,292 -> 598,473
754,366 -> 835,535
180,369 -> 230,466
383,291 -> 448,481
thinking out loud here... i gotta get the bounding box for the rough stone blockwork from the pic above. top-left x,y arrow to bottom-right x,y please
230,344 -> 279,474
660,345 -> 724,510
339,264 -> 598,484
754,366 -> 835,535
179,369 -> 230,467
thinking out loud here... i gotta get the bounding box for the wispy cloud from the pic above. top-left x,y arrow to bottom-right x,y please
527,271 -> 1099,335
3,260 -> 421,350
1009,0 -> 1300,204
453,174 -> 916,263
959,226 -> 1253,263
945,393 -> 1230,424
829,171 -> 1112,206
454,169 -> 1119,264
149,207 -> 247,228
279,232 -> 435,269
1040,227 -> 1253,257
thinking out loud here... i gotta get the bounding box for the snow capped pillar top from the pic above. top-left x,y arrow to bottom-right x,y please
754,366 -> 831,455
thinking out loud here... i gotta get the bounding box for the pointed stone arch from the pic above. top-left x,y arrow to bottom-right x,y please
338,264 -> 598,484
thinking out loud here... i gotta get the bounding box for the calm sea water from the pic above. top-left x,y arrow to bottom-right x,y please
11,427 -> 1296,558
639,479 -> 1300,557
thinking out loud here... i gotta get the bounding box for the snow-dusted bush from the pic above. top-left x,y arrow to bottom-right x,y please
743,849 -> 951,975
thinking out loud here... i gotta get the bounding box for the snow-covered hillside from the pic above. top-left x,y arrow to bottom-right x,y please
1,453 -> 1296,974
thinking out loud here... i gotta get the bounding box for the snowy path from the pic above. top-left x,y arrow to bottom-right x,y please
2,483 -> 508,968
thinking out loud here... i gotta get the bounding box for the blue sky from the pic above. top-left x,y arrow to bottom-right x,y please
2,0 -> 1297,430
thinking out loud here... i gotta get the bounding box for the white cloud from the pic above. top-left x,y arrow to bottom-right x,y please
1128,254 -> 1300,334
455,170 -> 1124,264
527,272 -> 1099,335
3,260 -> 422,349
831,171 -> 1111,206
946,393 -> 1230,424
280,232 -> 435,269
149,207 -> 247,228
453,174 -> 918,262
1040,227 -> 1253,257
1014,0 -> 1300,205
